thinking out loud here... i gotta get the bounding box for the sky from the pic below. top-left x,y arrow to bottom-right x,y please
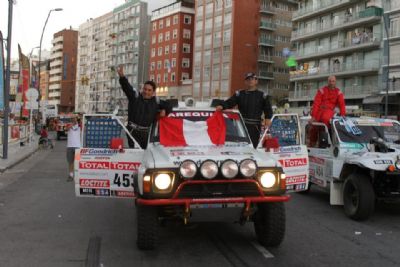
0,0 -> 174,59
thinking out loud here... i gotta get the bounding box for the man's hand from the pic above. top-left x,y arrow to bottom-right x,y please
159,109 -> 166,117
215,105 -> 223,111
264,119 -> 272,127
117,65 -> 124,77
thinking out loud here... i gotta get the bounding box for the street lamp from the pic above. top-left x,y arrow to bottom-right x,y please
383,13 -> 390,118
37,8 -> 63,102
29,46 -> 40,87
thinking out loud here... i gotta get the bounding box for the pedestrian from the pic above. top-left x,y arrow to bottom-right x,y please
66,117 -> 81,181
310,75 -> 346,127
216,72 -> 273,148
117,65 -> 171,149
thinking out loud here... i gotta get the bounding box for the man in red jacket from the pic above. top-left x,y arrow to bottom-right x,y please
311,75 -> 346,126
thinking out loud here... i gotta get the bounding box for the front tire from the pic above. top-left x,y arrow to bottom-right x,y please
253,202 -> 285,247
136,204 -> 158,250
343,173 -> 375,221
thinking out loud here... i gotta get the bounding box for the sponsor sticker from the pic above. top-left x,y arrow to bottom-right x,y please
110,162 -> 140,171
279,158 -> 307,167
111,190 -> 135,197
286,174 -> 307,185
374,159 -> 393,164
79,179 -> 110,188
309,156 -> 325,165
79,161 -> 110,169
80,148 -> 119,155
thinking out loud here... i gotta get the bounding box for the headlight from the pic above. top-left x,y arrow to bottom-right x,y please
154,173 -> 172,190
200,160 -> 219,179
395,160 -> 400,170
240,159 -> 257,177
221,160 -> 239,179
260,172 -> 276,188
180,160 -> 197,179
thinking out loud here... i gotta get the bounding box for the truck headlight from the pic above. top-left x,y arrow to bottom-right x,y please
200,160 -> 218,179
240,159 -> 257,177
180,160 -> 197,179
154,173 -> 172,190
259,172 -> 276,188
221,160 -> 238,179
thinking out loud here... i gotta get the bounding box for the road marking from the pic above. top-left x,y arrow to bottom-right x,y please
250,241 -> 274,259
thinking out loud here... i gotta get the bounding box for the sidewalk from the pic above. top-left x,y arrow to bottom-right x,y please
0,135 -> 39,172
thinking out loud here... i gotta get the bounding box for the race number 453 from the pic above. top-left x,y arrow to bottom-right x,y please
113,173 -> 133,187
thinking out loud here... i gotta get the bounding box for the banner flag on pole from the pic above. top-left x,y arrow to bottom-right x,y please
18,44 -> 30,117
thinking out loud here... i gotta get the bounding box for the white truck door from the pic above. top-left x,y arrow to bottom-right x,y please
74,114 -> 144,198
258,114 -> 309,192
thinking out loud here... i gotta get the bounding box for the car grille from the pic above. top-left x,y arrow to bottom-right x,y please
176,182 -> 261,199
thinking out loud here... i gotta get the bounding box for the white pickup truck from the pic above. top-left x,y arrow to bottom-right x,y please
74,104 -> 308,250
303,116 -> 400,221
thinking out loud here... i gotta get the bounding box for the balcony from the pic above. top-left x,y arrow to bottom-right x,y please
258,54 -> 274,63
260,5 -> 276,15
258,37 -> 275,47
290,59 -> 380,81
295,34 -> 381,61
52,36 -> 63,44
49,83 -> 61,90
259,21 -> 277,31
50,59 -> 62,68
292,10 -> 382,42
50,51 -> 63,60
258,71 -> 274,80
293,0 -> 353,21
49,68 -> 62,75
49,76 -> 62,83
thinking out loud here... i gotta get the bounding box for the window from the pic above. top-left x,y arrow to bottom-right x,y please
164,73 -> 168,82
171,72 -> 176,82
166,18 -> 171,27
151,35 -> 156,44
157,61 -> 162,70
165,31 -> 170,41
150,74 -> 155,81
158,33 -> 163,43
152,22 -> 157,31
183,29 -> 191,39
183,43 -> 191,53
173,29 -> 178,39
158,47 -> 163,56
173,15 -> 179,25
151,48 -> 156,57
182,58 -> 190,68
159,20 -> 163,29
150,62 -> 155,70
182,72 -> 189,80
171,58 -> 176,67
184,15 -> 192,24
172,43 -> 177,53
164,59 -> 170,69
165,45 -> 169,55
157,74 -> 161,83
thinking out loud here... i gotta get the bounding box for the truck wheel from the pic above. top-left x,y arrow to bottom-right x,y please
136,205 -> 158,250
343,173 -> 375,221
253,202 -> 285,247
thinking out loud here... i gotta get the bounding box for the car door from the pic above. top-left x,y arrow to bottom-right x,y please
74,114 -> 144,198
258,114 -> 309,192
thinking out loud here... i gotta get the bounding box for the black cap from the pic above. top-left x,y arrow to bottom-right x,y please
245,72 -> 257,80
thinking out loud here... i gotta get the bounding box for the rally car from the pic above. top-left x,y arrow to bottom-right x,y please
55,115 -> 75,140
303,116 -> 400,220
74,104 -> 308,250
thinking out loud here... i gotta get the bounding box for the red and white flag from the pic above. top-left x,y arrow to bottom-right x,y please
159,111 -> 226,146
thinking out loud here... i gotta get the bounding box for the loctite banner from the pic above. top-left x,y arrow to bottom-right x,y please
18,44 -> 30,117
0,31 -> 4,110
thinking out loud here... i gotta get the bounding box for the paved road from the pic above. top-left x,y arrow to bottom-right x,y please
0,141 -> 400,267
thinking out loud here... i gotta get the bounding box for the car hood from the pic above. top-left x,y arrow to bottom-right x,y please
147,143 -> 278,169
345,148 -> 400,171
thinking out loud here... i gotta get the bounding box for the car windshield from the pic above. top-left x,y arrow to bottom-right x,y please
60,118 -> 74,123
334,120 -> 400,144
150,110 -> 250,144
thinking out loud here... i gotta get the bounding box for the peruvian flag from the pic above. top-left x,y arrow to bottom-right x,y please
159,111 -> 226,146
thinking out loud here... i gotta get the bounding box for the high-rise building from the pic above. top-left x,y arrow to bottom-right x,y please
76,13 -> 114,114
149,1 -> 195,100
192,0 -> 295,103
289,0 -> 388,113
49,29 -> 78,113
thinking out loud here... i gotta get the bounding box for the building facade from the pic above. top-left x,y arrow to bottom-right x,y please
289,0 -> 386,112
149,1 -> 195,100
192,0 -> 295,103
49,29 -> 78,113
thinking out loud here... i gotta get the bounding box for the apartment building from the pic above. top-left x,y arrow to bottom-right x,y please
76,13 -> 113,114
192,0 -> 295,103
289,0 -> 389,112
110,0 -> 150,115
48,29 -> 78,113
149,1 -> 195,100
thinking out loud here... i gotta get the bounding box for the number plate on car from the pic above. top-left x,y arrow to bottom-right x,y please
190,203 -> 244,209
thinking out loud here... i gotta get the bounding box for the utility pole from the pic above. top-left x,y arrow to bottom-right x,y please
2,0 -> 14,159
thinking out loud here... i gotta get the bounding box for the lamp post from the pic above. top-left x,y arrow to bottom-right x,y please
383,13 -> 390,118
37,8 -> 63,102
29,46 -> 40,87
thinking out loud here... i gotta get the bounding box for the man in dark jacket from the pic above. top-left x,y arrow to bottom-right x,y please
117,66 -> 171,148
216,72 -> 273,148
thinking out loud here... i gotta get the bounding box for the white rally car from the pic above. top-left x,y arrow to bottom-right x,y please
74,104 -> 308,250
303,116 -> 400,220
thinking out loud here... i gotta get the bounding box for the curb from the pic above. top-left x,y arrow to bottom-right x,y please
0,147 -> 39,173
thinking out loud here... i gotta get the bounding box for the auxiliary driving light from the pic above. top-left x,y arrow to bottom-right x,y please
154,173 -> 172,190
260,172 -> 276,188
200,160 -> 219,179
240,159 -> 257,177
180,160 -> 197,179
395,160 -> 400,170
221,160 -> 239,179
